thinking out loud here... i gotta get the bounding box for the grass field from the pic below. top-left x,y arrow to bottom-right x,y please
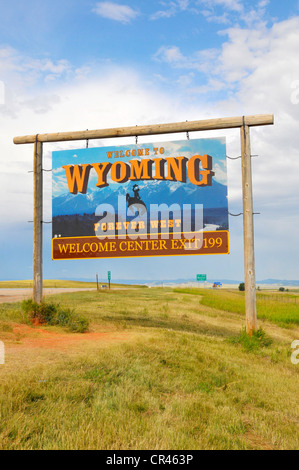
174,288 -> 299,327
0,287 -> 298,450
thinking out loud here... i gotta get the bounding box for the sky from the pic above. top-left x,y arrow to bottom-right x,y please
0,0 -> 299,282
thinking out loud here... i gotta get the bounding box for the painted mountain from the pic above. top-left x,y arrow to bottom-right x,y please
52,179 -> 229,237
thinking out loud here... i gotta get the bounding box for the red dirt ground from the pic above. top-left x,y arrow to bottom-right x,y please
5,323 -> 128,351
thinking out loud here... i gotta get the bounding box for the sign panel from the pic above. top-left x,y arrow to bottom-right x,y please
108,271 -> 111,280
52,138 -> 229,260
197,274 -> 207,281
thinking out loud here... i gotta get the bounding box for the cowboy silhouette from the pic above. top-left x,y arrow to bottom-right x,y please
133,184 -> 141,200
126,185 -> 147,214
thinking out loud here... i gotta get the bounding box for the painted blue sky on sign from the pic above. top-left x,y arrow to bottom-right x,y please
52,138 -> 229,236
52,138 -> 227,198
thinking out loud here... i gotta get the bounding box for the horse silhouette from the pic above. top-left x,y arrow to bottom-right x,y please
126,192 -> 147,215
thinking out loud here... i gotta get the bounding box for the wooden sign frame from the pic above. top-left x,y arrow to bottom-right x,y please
14,114 -> 274,335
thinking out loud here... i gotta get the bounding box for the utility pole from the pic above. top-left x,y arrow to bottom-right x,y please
240,123 -> 257,335
33,139 -> 43,304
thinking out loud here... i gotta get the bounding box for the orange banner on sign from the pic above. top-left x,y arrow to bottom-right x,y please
52,231 -> 229,260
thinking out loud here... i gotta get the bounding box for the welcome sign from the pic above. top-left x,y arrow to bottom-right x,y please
52,138 -> 229,260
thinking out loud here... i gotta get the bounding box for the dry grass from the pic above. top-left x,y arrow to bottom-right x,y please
174,288 -> 299,326
0,287 -> 298,450
0,280 -> 143,289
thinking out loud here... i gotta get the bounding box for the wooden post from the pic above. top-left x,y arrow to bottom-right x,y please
33,139 -> 43,304
240,123 -> 257,335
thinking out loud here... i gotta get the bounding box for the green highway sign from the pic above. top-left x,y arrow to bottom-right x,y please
197,274 -> 207,282
108,271 -> 111,280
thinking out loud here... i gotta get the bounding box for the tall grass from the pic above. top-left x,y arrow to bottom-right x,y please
174,288 -> 299,326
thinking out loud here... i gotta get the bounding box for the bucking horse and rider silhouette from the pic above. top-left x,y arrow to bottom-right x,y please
126,184 -> 147,215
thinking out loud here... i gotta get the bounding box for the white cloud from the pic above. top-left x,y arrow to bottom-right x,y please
196,0 -> 243,12
177,0 -> 190,9
153,45 -> 219,74
0,46 -> 72,93
150,0 -> 195,20
0,60 -> 191,225
0,80 -> 4,105
177,73 -> 195,86
150,9 -> 175,21
151,15 -> 299,279
93,2 -> 139,23
218,17 -> 299,90
149,0 -> 268,27
213,162 -> 227,184
2,13 -> 299,279
201,9 -> 229,24
213,17 -> 299,230
212,0 -> 243,11
197,0 -> 271,27
154,46 -> 186,64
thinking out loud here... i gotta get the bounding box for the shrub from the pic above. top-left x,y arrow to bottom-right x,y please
21,300 -> 89,333
38,302 -> 57,325
279,287 -> 285,292
68,315 -> 90,333
57,307 -> 73,327
228,327 -> 273,352
22,299 -> 49,325
239,282 -> 245,292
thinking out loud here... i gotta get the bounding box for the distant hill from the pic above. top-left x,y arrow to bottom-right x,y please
257,279 -> 299,286
36,277 -> 299,287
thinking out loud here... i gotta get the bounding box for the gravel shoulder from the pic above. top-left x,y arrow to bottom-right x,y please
0,288 -> 95,303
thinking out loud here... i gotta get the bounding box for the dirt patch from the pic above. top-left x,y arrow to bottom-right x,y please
244,431 -> 273,450
242,416 -> 274,450
5,323 -> 128,351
